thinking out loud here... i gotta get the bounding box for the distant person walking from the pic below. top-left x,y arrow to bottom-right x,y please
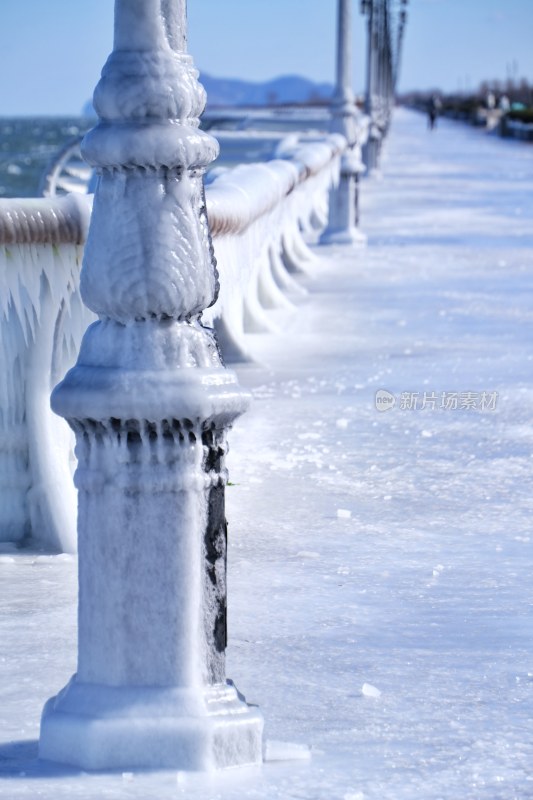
499,94 -> 510,113
428,95 -> 441,130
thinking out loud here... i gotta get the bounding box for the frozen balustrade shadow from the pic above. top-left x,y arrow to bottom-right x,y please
0,132 -> 346,553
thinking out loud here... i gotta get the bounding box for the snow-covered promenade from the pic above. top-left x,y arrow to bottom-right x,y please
1,107 -> 533,798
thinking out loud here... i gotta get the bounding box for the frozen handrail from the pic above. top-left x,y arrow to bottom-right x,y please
0,194 -> 91,246
0,131 -> 343,552
207,134 -> 344,237
203,133 -> 343,358
0,136 -> 343,246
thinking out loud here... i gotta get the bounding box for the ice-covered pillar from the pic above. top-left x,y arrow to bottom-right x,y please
39,0 -> 263,771
321,0 -> 366,245
362,0 -> 382,173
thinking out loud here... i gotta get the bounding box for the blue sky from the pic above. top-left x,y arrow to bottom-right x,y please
0,0 -> 532,115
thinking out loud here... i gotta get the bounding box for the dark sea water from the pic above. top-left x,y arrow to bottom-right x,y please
0,114 -> 285,198
0,117 -> 93,198
0,116 -> 255,198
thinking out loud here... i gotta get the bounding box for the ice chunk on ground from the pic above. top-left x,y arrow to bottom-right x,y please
263,740 -> 312,762
361,683 -> 381,698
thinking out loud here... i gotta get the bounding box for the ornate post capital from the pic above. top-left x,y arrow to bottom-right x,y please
78,0 -> 221,325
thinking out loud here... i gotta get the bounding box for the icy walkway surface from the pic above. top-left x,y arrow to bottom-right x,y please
1,108 -> 533,799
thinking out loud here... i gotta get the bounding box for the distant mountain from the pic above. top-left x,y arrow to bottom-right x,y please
199,73 -> 333,107
82,73 -> 334,117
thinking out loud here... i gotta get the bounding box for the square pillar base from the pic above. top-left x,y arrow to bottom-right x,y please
320,226 -> 367,246
39,676 -> 263,771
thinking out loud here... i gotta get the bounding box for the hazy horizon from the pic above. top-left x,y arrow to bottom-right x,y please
0,0 -> 531,115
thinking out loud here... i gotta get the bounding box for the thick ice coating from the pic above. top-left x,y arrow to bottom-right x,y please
39,0 -> 263,772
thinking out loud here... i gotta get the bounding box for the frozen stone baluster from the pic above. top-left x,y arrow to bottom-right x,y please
39,0 -> 263,771
321,0 -> 366,245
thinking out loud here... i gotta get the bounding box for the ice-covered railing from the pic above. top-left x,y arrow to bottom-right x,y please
205,132 -> 343,358
0,194 -> 95,552
0,132 -> 343,551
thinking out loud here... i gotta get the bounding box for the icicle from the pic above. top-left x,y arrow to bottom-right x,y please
0,236 -> 94,547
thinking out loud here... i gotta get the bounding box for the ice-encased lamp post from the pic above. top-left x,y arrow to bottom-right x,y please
39,0 -> 263,771
321,0 -> 366,245
362,0 -> 385,174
